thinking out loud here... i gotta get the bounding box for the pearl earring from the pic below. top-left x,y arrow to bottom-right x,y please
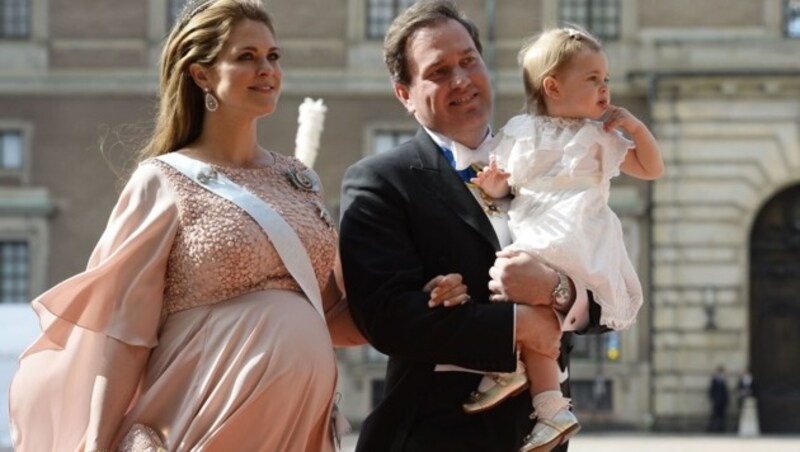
204,88 -> 219,112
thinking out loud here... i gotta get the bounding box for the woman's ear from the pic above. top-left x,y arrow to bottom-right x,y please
188,63 -> 210,90
542,75 -> 560,100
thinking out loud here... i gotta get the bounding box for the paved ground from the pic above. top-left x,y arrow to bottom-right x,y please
341,433 -> 800,452
2,433 -> 798,451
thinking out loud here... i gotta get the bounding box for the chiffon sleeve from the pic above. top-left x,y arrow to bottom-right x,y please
9,162 -> 179,452
25,162 -> 180,354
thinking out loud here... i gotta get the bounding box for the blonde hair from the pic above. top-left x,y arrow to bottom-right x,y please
137,0 -> 274,162
518,27 -> 602,115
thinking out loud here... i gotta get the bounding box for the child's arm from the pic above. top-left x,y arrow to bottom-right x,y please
603,104 -> 665,180
423,273 -> 469,308
470,158 -> 512,198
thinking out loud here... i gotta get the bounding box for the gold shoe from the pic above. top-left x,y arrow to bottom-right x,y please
462,372 -> 529,414
519,409 -> 581,452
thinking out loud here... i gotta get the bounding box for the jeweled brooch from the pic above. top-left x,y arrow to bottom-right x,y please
286,167 -> 319,192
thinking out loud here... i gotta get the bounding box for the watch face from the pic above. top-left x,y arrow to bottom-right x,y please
554,288 -> 570,306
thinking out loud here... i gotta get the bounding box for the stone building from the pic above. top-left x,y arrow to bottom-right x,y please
0,0 -> 798,442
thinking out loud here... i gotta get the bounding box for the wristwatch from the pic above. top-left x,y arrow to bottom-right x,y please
551,271 -> 573,311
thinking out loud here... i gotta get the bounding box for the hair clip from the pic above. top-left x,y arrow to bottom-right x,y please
565,28 -> 584,40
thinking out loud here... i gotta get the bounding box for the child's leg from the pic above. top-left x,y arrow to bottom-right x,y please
521,350 -> 560,396
519,320 -> 580,451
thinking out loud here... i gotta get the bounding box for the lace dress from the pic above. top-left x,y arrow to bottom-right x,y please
492,114 -> 642,329
10,153 -> 339,451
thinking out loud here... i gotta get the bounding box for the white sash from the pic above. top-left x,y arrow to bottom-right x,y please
156,152 -> 325,321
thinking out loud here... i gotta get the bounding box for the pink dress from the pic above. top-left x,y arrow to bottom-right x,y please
9,153 -> 339,451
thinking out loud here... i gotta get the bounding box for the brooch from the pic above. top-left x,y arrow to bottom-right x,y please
197,168 -> 218,184
286,167 -> 319,192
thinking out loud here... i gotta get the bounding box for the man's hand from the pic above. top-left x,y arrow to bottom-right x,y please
488,249 -> 558,306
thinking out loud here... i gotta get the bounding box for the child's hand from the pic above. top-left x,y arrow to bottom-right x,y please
423,273 -> 470,308
470,158 -> 511,198
602,104 -> 645,136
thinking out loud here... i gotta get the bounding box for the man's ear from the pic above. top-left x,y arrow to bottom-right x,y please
542,75 -> 560,100
188,63 -> 210,90
393,82 -> 415,115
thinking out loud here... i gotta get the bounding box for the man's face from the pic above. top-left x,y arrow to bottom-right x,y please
394,19 -> 492,148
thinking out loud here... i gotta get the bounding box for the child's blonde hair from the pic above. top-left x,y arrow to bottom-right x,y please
518,27 -> 603,115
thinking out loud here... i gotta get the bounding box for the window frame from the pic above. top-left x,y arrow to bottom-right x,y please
786,0 -> 800,38
365,0 -> 416,40
0,0 -> 31,40
0,121 -> 32,184
0,240 -> 30,304
366,123 -> 417,156
558,0 -> 621,42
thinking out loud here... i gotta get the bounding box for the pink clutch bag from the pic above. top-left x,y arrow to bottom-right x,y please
118,424 -> 167,452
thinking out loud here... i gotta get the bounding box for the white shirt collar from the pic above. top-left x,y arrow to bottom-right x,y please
423,126 -> 494,170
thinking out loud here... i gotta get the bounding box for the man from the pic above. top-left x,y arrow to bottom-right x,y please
708,365 -> 729,432
339,1 -> 606,450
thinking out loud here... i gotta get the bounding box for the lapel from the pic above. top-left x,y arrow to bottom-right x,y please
409,129 -> 501,251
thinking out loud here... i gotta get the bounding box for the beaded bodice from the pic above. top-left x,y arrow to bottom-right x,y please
147,154 -> 337,316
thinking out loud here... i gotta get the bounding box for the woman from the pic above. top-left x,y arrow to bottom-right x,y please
10,1 -> 374,450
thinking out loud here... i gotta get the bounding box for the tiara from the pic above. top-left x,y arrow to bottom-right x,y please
176,0 -> 213,28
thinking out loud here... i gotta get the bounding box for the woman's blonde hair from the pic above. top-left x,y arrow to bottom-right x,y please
137,0 -> 274,162
518,26 -> 602,115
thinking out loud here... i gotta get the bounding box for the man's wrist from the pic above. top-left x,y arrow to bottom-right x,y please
550,270 -> 575,314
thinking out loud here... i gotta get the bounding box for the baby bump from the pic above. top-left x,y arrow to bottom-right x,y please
125,290 -> 338,450
170,289 -> 332,374
140,290 -> 337,417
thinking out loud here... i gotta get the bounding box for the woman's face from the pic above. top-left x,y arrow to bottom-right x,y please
203,19 -> 282,118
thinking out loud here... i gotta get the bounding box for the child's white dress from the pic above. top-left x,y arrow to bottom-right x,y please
492,114 -> 642,329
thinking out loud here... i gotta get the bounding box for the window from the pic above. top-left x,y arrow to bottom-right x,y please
787,0 -> 800,38
0,130 -> 23,170
0,0 -> 30,39
559,0 -> 620,41
0,241 -> 28,303
366,0 -> 416,39
168,0 -> 188,30
372,129 -> 414,154
571,332 -> 621,362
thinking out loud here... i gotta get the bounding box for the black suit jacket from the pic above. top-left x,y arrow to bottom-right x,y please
340,129 -> 604,451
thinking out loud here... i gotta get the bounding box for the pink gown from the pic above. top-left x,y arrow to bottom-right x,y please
9,153 -> 340,451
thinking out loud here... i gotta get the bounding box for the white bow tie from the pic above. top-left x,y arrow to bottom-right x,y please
449,141 -> 492,170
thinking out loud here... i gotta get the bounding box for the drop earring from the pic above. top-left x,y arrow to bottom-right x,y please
204,88 -> 219,112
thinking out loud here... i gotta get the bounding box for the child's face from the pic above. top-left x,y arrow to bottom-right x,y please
549,49 -> 609,120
